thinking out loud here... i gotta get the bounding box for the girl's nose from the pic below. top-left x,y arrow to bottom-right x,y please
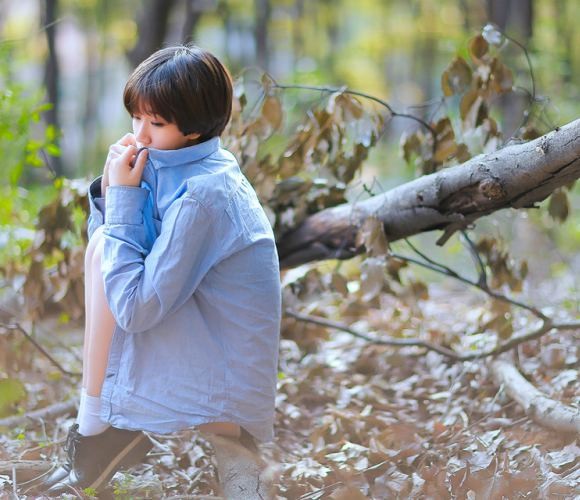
134,122 -> 150,146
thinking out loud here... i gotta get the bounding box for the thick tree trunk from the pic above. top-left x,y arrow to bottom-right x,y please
127,0 -> 176,68
181,0 -> 203,44
254,0 -> 271,71
277,120 -> 580,268
487,0 -> 533,40
42,0 -> 62,176
487,0 -> 533,136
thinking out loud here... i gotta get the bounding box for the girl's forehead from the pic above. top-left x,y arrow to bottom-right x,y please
131,99 -> 160,117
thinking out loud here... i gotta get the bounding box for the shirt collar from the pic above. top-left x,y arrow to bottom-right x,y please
146,137 -> 220,169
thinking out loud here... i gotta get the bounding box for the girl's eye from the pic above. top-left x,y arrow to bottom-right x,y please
151,122 -> 165,127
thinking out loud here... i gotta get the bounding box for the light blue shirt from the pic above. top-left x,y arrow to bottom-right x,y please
88,137 -> 281,442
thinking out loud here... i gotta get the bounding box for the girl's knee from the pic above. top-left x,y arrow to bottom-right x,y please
198,422 -> 241,438
90,235 -> 105,269
85,226 -> 105,265
88,247 -> 104,283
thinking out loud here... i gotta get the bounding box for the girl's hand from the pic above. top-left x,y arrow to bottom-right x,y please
102,134 -> 138,193
108,144 -> 148,187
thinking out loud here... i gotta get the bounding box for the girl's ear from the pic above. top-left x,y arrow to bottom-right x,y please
185,132 -> 201,141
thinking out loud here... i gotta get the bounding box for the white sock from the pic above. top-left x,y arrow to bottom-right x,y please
76,388 -> 110,436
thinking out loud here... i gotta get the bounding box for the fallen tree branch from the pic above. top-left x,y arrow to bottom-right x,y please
277,119 -> 580,268
286,309 -> 580,362
0,400 -> 77,428
0,460 -> 53,483
491,359 -> 580,434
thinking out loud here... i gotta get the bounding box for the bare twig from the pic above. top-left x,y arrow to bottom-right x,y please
459,319 -> 553,361
285,309 -> 459,358
0,322 -> 80,378
13,464 -> 19,499
388,252 -> 550,321
40,148 -> 57,180
286,309 -> 579,362
269,79 -> 438,150
460,231 -> 488,287
0,16 -> 66,45
502,30 -> 536,106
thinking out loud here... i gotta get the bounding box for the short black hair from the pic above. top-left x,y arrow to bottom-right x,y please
123,45 -> 233,143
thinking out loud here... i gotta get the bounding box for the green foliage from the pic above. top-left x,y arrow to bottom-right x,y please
1,179 -> 89,322
82,487 -> 98,498
0,25 -> 574,353
0,45 -> 60,186
0,377 -> 27,417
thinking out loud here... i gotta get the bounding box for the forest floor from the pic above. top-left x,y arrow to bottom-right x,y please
0,279 -> 578,499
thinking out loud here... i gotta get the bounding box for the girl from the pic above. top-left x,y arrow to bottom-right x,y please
40,45 -> 281,496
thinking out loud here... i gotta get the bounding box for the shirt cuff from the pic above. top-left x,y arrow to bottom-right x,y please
105,186 -> 149,225
89,177 -> 105,215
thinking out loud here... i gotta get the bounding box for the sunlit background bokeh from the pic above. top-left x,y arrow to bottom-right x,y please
1,0 -> 578,178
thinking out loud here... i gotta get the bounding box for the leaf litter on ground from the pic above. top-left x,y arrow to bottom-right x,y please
0,280 -> 578,498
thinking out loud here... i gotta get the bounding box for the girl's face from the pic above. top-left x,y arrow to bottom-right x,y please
132,112 -> 200,150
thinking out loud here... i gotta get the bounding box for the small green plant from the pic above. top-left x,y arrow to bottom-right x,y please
112,473 -> 134,498
82,486 -> 98,498
0,44 -> 60,186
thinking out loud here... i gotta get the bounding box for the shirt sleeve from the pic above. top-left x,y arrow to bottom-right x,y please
102,185 -> 221,334
87,176 -> 106,240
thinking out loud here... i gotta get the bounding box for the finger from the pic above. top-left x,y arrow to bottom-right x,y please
103,152 -> 113,176
132,148 -> 148,177
118,145 -> 137,165
109,145 -> 126,157
117,133 -> 136,146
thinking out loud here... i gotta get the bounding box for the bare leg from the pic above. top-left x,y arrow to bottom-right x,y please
77,226 -> 114,435
83,229 -> 242,437
85,231 -> 116,397
199,422 -> 241,438
82,226 -> 104,389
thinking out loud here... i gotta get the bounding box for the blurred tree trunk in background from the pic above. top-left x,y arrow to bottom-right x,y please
414,2 -> 437,122
323,0 -> 340,77
218,1 -> 233,63
82,30 -> 99,173
487,0 -> 533,40
292,0 -> 305,69
127,0 -> 177,68
181,0 -> 204,44
555,0 -> 573,84
42,0 -> 62,176
487,0 -> 533,137
459,0 -> 472,32
254,0 -> 271,71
